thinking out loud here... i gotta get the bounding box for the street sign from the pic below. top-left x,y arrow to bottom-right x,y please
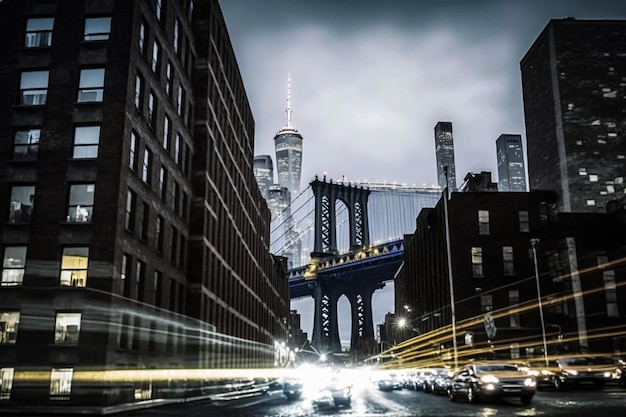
484,314 -> 497,339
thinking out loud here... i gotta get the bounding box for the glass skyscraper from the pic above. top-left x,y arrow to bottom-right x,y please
496,134 -> 527,192
274,75 -> 303,195
434,121 -> 457,190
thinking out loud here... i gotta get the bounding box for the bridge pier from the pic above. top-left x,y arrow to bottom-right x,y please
311,283 -> 342,353
347,287 -> 376,352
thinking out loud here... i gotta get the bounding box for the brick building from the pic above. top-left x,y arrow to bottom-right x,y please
0,0 -> 288,407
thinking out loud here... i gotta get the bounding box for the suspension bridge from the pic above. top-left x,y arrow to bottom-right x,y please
270,176 -> 442,354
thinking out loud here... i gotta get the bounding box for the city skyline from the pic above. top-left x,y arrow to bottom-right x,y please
219,0 -> 626,346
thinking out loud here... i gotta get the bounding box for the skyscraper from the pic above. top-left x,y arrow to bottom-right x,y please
521,18 -> 626,212
254,154 -> 274,200
434,121 -> 457,190
0,0 -> 288,406
274,74 -> 303,195
496,134 -> 527,192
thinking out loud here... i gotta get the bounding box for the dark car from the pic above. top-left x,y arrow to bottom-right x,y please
448,363 -> 536,404
378,372 -> 403,391
430,371 -> 453,395
553,356 -> 617,390
311,380 -> 352,409
527,359 -> 560,389
282,379 -> 303,400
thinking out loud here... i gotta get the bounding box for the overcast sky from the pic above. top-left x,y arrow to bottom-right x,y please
219,0 -> 626,348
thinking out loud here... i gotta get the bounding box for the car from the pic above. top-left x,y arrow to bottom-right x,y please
553,356 -> 618,390
430,371 -> 453,395
377,372 -> 403,391
421,368 -> 446,392
311,380 -> 352,409
447,363 -> 536,404
527,359 -> 561,389
282,378 -> 303,400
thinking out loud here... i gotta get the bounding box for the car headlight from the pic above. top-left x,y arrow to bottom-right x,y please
603,372 -> 612,378
541,370 -> 553,376
524,378 -> 536,387
564,369 -> 578,376
480,375 -> 499,383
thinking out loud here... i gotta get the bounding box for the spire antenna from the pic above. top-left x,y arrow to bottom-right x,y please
286,73 -> 292,128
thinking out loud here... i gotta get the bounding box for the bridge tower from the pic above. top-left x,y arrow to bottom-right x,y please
309,176 -> 377,354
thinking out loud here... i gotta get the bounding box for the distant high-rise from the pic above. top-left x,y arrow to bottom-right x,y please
434,121 -> 457,190
496,134 -> 527,192
274,74 -> 303,195
254,155 -> 274,200
521,18 -> 626,212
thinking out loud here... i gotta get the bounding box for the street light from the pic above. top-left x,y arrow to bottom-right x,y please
531,238 -> 549,367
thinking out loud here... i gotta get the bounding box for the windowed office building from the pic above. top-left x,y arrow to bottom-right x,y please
0,0 -> 288,407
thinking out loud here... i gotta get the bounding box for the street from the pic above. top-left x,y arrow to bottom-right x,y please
124,382 -> 626,417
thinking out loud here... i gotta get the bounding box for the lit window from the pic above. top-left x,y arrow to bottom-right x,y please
618,155 -> 625,160
151,40 -> 161,74
60,247 -> 89,287
587,200 -> 596,206
125,189 -> 136,231
54,312 -> 81,344
1,247 -> 26,286
471,247 -> 483,277
25,17 -> 53,47
480,294 -> 492,313
84,17 -> 111,41
177,86 -> 184,116
478,210 -> 489,235
0,311 -> 20,344
77,68 -> 105,102
608,132 -> 618,137
518,210 -> 529,232
589,174 -> 598,182
129,131 -> 138,171
13,128 -> 40,160
174,134 -> 181,165
0,368 -> 15,400
20,71 -> 49,105
159,166 -> 167,201
9,185 -> 35,223
162,115 -> 170,150
73,126 -> 100,158
578,168 -> 587,176
567,103 -> 574,110
607,185 -> 615,194
173,18 -> 180,54
142,148 -> 152,184
67,184 -> 95,223
502,246 -> 514,275
49,368 -> 73,399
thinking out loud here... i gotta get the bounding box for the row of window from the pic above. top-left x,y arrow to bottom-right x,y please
18,68 -> 104,106
8,184 -> 94,225
1,246 -> 87,287
25,16 -> 111,48
12,125 -> 100,162
477,210 -> 530,235
470,246 -> 515,278
0,311 -> 78,345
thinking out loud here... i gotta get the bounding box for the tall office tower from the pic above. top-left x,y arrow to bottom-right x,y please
0,0 -> 288,406
274,74 -> 303,195
521,18 -> 626,212
253,154 -> 274,200
496,134 -> 527,192
434,121 -> 457,191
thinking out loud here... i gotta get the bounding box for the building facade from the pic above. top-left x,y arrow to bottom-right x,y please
394,186 -> 626,365
0,0 -> 288,407
434,121 -> 457,191
253,154 -> 274,200
496,134 -> 527,192
521,18 -> 626,212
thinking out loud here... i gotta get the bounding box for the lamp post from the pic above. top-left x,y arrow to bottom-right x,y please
531,238 -> 549,367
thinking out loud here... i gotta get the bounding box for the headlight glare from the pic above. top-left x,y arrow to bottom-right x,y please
480,375 -> 499,383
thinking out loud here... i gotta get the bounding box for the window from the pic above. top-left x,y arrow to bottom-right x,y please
25,17 -> 53,47
49,368 -> 73,399
67,184 -> 95,223
0,368 -> 14,400
154,270 -> 163,307
138,21 -> 146,55
151,40 -> 161,74
125,189 -> 136,231
156,215 -> 164,252
73,126 -> 100,158
177,86 -> 185,116
0,311 -> 20,344
142,148 -> 152,184
174,133 -> 181,165
121,253 -> 132,297
84,17 -> 111,41
599,256 -> 619,317
54,312 -> 81,344
140,202 -> 149,241
589,174 -> 599,182
135,73 -> 144,110
159,166 -> 167,201
170,226 -> 178,263
136,260 -> 145,302
509,290 -> 520,327
129,131 -> 138,171
13,128 -> 40,160
518,210 -> 529,232
478,210 -> 489,235
471,247 -> 483,277
1,247 -> 26,286
60,247 -> 89,287
480,294 -> 492,313
77,68 -> 105,102
165,62 -> 173,96
148,91 -> 157,128
20,70 -> 49,105
502,246 -> 515,275
162,115 -> 170,150
9,185 -> 35,223
156,0 -> 165,21
173,18 -> 180,54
